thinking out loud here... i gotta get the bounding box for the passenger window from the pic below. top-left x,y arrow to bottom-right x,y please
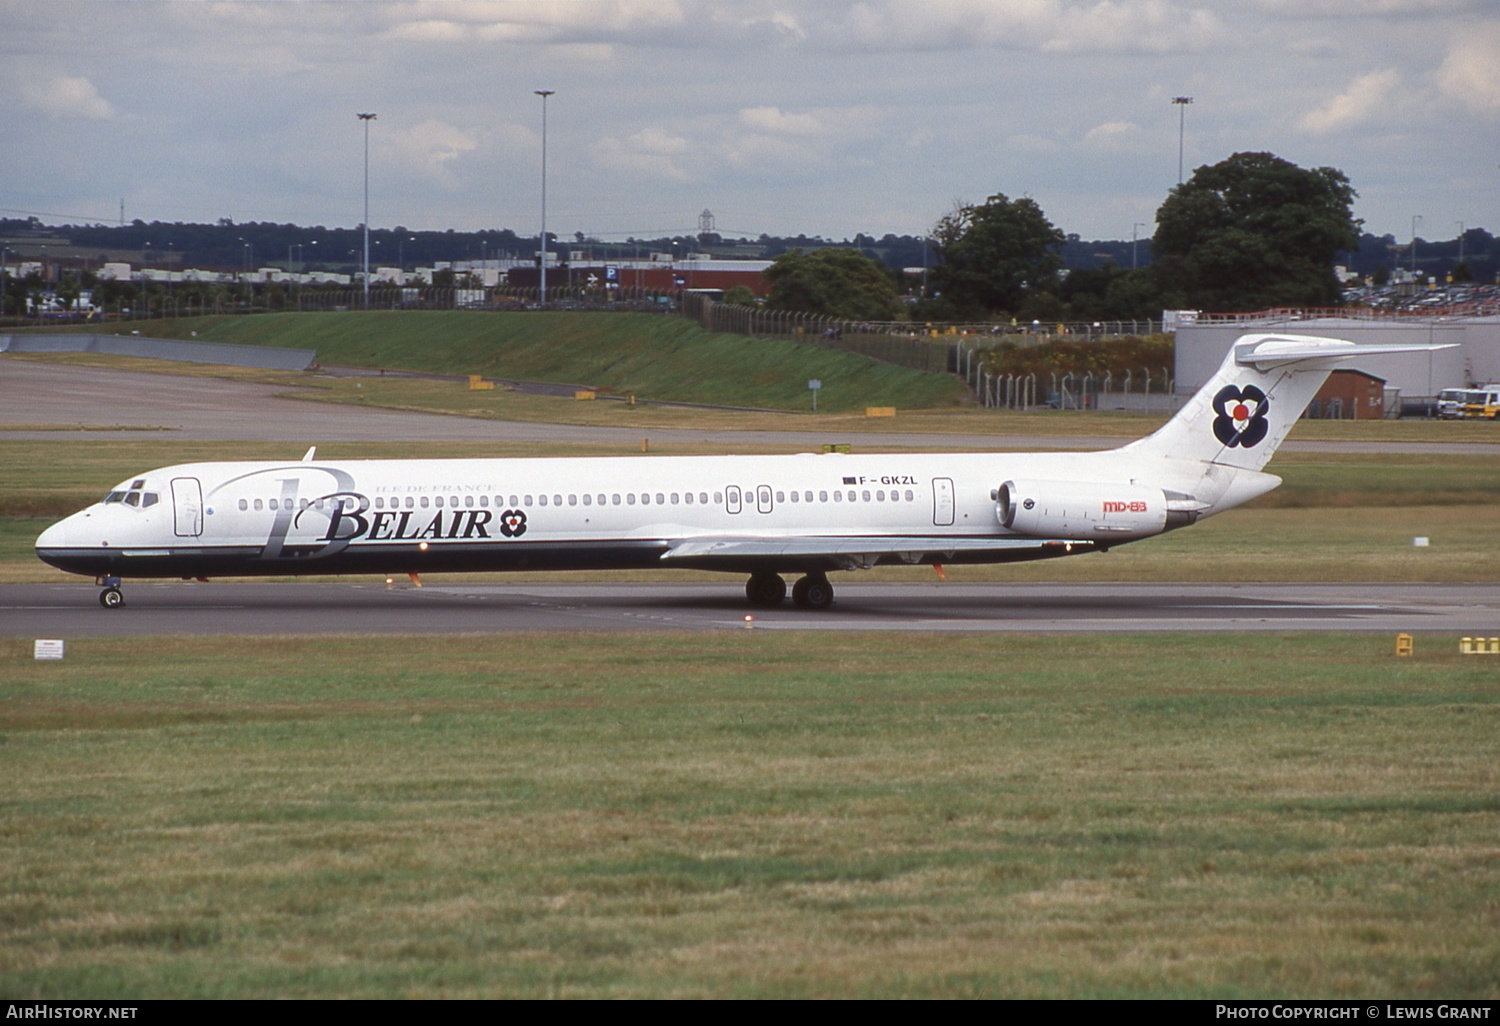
254,499 -> 264,511
684,492 -> 694,505
420,496 -> 430,508
714,492 -> 722,504
655,493 -> 664,505
524,495 -> 534,506
789,491 -> 798,503
480,495 -> 489,507
270,498 -> 280,511
612,494 -> 621,505
905,490 -> 914,502
509,495 -> 519,507
671,493 -> 679,505
862,490 -> 870,502
238,499 -> 248,511
568,494 -> 577,506
597,494 -> 606,506
776,491 -> 784,503
554,495 -> 562,506
700,493 -> 709,505
819,491 -> 827,502
876,490 -> 885,502
583,494 -> 592,506
539,495 -> 548,506
626,494 -> 636,505
465,495 -> 474,508
833,491 -> 842,502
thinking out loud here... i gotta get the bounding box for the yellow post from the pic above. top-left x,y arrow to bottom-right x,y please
865,406 -> 896,418
574,390 -> 597,401
642,438 -> 649,453
1395,633 -> 1413,657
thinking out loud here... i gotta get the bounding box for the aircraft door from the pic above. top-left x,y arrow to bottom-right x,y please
756,485 -> 773,514
172,477 -> 204,537
932,477 -> 955,526
726,485 -> 742,514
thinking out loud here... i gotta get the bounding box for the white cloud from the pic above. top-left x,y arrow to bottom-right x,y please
825,0 -> 1223,55
385,119 -> 482,190
19,74 -> 116,120
1301,69 -> 1403,134
1082,121 -> 1144,151
591,127 -> 693,182
738,106 -> 822,136
1435,25 -> 1500,114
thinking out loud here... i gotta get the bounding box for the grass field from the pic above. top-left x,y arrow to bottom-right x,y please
2,632 -> 1496,999
39,312 -> 971,413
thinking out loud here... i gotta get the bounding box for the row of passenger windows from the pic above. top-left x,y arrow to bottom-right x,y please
235,488 -> 920,513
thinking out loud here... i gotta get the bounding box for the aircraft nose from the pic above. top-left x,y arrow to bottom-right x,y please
36,518 -> 70,551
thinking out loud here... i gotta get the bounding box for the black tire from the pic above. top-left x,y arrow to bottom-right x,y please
792,575 -> 834,610
745,573 -> 786,608
99,587 -> 125,609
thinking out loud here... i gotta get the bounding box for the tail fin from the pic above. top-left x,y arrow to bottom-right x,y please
1123,333 -> 1453,472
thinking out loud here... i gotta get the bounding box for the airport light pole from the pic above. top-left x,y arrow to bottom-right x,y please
1411,214 -> 1422,276
1172,96 -> 1193,185
358,112 -> 377,309
535,90 -> 554,307
1132,223 -> 1147,269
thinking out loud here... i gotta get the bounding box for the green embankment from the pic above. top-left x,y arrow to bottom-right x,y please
132,312 -> 968,412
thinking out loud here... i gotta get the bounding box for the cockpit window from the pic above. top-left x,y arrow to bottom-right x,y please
103,484 -> 158,508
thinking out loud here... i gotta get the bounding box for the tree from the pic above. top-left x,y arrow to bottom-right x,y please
763,248 -> 901,321
928,193 -> 1065,318
1153,152 -> 1360,312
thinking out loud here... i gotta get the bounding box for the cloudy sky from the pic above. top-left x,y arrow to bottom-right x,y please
3,0 -> 1496,245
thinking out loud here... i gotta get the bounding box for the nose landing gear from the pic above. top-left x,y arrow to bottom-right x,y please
96,575 -> 125,609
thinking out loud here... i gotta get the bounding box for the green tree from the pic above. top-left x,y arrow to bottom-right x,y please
1153,152 -> 1361,311
723,284 -> 755,306
929,193 -> 1065,318
764,248 -> 901,321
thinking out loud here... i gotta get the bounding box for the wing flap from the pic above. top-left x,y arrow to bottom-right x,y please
663,535 -> 1088,568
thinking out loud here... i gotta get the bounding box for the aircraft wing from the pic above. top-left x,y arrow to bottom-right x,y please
661,535 -> 1092,570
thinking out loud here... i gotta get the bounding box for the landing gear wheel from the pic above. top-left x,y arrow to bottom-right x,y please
745,572 -> 787,608
99,587 -> 125,609
792,574 -> 834,610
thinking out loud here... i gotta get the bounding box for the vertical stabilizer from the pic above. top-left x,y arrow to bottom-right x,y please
1121,334 -> 1446,473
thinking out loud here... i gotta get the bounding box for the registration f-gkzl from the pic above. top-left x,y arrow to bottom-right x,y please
37,335 -> 1443,610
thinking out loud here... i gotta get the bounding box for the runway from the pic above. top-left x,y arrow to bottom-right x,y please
6,358 -> 1498,453
4,580 -> 1496,637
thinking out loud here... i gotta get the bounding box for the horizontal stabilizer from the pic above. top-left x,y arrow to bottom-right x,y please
1234,335 -> 1458,371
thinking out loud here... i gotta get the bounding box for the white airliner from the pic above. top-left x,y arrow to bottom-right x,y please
36,334 -> 1447,610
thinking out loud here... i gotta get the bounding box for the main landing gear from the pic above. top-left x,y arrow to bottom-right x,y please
744,572 -> 834,611
97,575 -> 125,609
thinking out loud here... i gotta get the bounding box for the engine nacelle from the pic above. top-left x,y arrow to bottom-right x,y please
997,479 -> 1169,540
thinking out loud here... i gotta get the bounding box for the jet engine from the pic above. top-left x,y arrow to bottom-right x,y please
996,479 -> 1169,540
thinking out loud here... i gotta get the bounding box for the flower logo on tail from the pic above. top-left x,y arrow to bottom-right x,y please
1211,384 -> 1270,448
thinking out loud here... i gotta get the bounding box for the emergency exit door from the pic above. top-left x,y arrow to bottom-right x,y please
932,477 -> 955,526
